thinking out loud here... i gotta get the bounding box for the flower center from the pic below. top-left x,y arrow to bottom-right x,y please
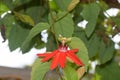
58,45 -> 68,52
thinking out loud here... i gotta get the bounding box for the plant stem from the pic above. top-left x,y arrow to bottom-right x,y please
46,0 -> 59,48
56,12 -> 68,22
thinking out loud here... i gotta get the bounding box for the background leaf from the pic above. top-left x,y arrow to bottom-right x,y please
53,0 -> 72,11
8,24 -> 29,51
64,64 -> 79,80
31,59 -> 50,80
82,2 -> 100,37
46,32 -> 58,51
77,67 -> 85,79
1,14 -> 15,38
0,2 -> 9,15
87,34 -> 100,58
54,12 -> 74,37
21,22 -> 50,53
14,12 -> 35,26
67,0 -> 79,12
12,0 -> 31,7
96,62 -> 120,80
68,37 -> 89,70
34,36 -> 45,49
1,0 -> 13,10
114,18 -> 120,27
26,6 -> 48,24
98,40 -> 115,64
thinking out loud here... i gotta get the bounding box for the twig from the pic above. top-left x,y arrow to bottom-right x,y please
46,0 -> 59,47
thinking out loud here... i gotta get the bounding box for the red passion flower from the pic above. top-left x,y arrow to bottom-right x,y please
37,45 -> 84,70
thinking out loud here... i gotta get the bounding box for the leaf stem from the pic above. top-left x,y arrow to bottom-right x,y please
56,12 -> 68,22
46,0 -> 59,47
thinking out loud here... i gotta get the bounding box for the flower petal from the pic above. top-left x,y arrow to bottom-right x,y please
68,49 -> 78,53
42,53 -> 57,62
39,50 -> 58,62
50,51 -> 60,70
59,52 -> 66,68
37,53 -> 51,57
66,51 -> 84,66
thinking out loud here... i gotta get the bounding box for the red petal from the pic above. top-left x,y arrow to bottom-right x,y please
68,49 -> 78,53
66,51 -> 84,66
50,51 -> 60,70
37,53 -> 51,57
41,50 -> 58,62
59,52 -> 66,68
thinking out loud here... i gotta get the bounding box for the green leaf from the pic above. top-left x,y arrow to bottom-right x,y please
54,12 -> 74,37
54,0 -> 72,11
82,2 -> 100,37
2,0 -> 31,10
114,18 -> 120,27
96,62 -> 120,80
99,0 -> 109,10
48,12 -> 56,26
98,40 -> 115,64
74,27 -> 88,44
26,6 -> 48,24
87,34 -> 100,58
92,73 -> 101,80
46,32 -> 57,51
14,11 -> 35,26
31,59 -> 50,80
1,0 -> 13,10
2,14 -> 15,38
34,37 -> 45,49
8,24 -> 29,51
67,0 -> 79,12
12,0 -> 31,6
0,2 -> 9,15
64,64 -> 79,80
68,37 -> 89,70
21,22 -> 50,53
49,0 -> 58,11
73,4 -> 83,24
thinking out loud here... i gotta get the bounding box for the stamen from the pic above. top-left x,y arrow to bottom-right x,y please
59,45 -> 68,52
